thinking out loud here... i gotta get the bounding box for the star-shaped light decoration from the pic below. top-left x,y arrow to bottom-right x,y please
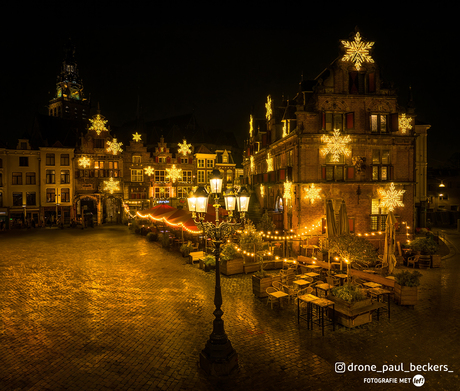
321,129 -> 351,162
106,138 -> 123,155
177,139 -> 192,156
341,31 -> 374,71
304,184 -> 322,204
260,184 -> 265,198
166,164 -> 182,183
399,113 -> 412,134
266,152 -> 273,172
249,114 -> 254,138
144,166 -> 154,176
78,156 -> 90,168
103,177 -> 120,194
283,180 -> 292,200
265,95 -> 273,121
89,114 -> 108,135
132,132 -> 142,142
379,182 -> 405,212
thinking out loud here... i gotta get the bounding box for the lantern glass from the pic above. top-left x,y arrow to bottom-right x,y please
224,189 -> 236,211
237,186 -> 250,212
187,191 -> 197,212
194,186 -> 209,214
209,169 -> 223,195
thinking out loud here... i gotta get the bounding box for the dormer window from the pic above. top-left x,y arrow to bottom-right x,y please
349,71 -> 376,94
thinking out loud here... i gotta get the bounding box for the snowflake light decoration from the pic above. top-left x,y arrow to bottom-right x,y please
106,138 -> 123,155
321,129 -> 351,162
144,166 -> 154,176
266,152 -> 273,172
177,139 -> 192,156
166,164 -> 182,183
399,113 -> 412,134
133,132 -> 142,142
341,32 -> 374,71
265,95 -> 273,121
283,180 -> 292,200
89,114 -> 108,135
249,115 -> 254,138
103,177 -> 120,194
260,184 -> 265,198
78,156 -> 90,168
304,184 -> 322,204
250,156 -> 255,173
379,182 -> 405,211
282,122 -> 287,138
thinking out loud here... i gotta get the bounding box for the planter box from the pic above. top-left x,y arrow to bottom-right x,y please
252,274 -> 281,298
263,260 -> 283,270
431,254 -> 442,268
221,258 -> 244,276
327,295 -> 373,328
244,262 -> 260,274
394,283 -> 418,306
418,254 -> 431,269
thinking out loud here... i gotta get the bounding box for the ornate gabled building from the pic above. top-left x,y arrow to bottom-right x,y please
244,30 -> 422,247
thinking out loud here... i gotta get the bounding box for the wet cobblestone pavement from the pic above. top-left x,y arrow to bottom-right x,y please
1,226 -> 459,390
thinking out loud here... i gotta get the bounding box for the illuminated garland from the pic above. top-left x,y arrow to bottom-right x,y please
136,210 -> 201,234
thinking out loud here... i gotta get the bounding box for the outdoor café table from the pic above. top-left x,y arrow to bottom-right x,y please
293,279 -> 310,289
306,265 -> 322,270
310,297 -> 336,336
268,290 -> 289,308
368,288 -> 391,320
363,281 -> 382,289
297,293 -> 319,327
334,273 -> 348,286
315,282 -> 334,298
304,272 -> 320,279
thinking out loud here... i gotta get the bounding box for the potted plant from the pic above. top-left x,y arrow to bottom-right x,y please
200,254 -> 216,272
407,237 -> 438,269
159,233 -> 171,250
251,270 -> 280,298
146,232 -> 158,242
327,283 -> 373,327
238,222 -> 264,273
220,243 -> 244,275
394,270 -> 421,305
180,242 -> 193,257
329,234 -> 379,271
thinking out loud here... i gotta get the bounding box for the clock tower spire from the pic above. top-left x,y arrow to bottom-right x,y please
48,39 -> 90,120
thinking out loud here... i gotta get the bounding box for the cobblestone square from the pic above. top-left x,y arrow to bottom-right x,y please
0,226 -> 459,390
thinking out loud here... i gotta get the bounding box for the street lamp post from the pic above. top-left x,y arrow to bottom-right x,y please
188,169 -> 250,376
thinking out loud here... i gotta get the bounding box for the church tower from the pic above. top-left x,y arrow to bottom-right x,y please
48,40 -> 90,120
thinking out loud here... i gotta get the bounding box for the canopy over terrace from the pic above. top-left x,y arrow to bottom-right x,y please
137,206 -> 201,234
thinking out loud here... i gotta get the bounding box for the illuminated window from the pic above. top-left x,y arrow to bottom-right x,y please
372,150 -> 390,181
177,187 -> 191,198
131,169 -> 143,182
60,170 -> 70,184
370,198 -> 388,231
207,160 -> 214,168
154,170 -> 165,182
197,170 -> 205,183
198,159 -> 205,168
46,170 -> 55,184
370,114 -> 389,133
182,170 -> 192,183
61,188 -> 70,202
46,153 -> 55,166
154,187 -> 170,199
46,188 -> 56,203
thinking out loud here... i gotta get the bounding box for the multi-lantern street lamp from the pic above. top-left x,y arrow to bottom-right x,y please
187,168 -> 250,376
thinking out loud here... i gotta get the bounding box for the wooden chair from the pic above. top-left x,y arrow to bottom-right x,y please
272,281 -> 283,291
266,287 -> 280,309
407,255 -> 419,268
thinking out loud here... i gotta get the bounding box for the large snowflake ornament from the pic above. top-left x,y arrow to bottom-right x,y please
304,184 -> 322,204
177,139 -> 192,155
133,132 -> 142,142
166,164 -> 182,183
341,32 -> 374,71
78,156 -> 90,168
106,138 -> 123,155
103,177 -> 120,194
321,129 -> 351,162
399,113 -> 412,134
144,166 -> 154,176
379,182 -> 405,211
283,180 -> 292,200
265,95 -> 273,121
266,152 -> 273,172
89,114 -> 108,135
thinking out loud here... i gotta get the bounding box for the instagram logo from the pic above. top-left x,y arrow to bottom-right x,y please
335,362 -> 346,373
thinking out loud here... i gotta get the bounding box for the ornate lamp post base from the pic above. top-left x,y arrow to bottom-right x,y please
199,339 -> 238,376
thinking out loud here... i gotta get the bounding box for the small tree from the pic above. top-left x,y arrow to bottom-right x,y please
238,221 -> 264,253
329,234 -> 378,269
220,243 -> 239,261
256,211 -> 276,233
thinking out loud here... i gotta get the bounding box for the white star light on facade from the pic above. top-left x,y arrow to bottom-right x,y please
379,182 -> 405,211
265,95 -> 273,121
250,156 -> 255,173
78,156 -> 90,168
103,177 -> 120,194
321,129 -> 351,162
177,139 -> 192,156
133,132 -> 142,142
89,114 -> 108,135
283,180 -> 292,200
282,122 -> 287,138
341,32 -> 374,71
399,113 -> 412,134
166,164 -> 182,183
304,184 -> 322,204
260,184 -> 265,198
144,166 -> 154,176
106,138 -> 123,155
266,152 -> 273,172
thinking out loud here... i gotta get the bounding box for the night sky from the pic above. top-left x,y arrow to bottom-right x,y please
1,9 -> 456,165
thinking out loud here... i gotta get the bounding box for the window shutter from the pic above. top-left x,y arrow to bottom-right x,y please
347,166 -> 355,179
368,72 -> 376,93
390,113 -> 399,132
322,166 -> 326,179
390,166 -> 394,180
346,112 -> 354,129
155,156 -> 159,163
322,112 -> 326,129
